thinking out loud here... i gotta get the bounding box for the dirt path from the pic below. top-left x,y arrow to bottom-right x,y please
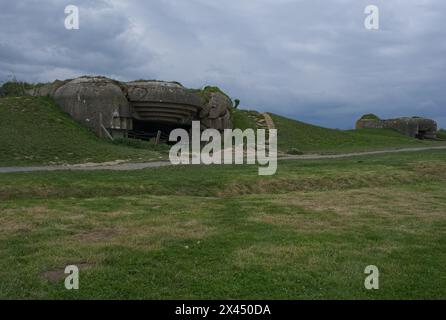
261,112 -> 275,129
1,146 -> 445,173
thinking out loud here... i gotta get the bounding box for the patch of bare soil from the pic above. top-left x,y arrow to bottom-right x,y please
409,161 -> 446,178
71,229 -> 118,242
251,187 -> 446,234
42,262 -> 93,283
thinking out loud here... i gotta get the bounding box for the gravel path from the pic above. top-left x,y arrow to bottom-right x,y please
0,161 -> 172,173
279,145 -> 446,160
1,145 -> 445,173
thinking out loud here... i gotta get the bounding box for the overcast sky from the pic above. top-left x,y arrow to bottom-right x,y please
1,0 -> 445,129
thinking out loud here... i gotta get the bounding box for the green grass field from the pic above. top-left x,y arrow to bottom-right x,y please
1,96 -> 445,299
0,96 -> 167,166
0,150 -> 445,299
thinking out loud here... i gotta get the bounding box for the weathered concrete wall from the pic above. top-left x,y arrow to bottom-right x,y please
52,77 -> 132,137
26,80 -> 69,97
127,81 -> 204,106
199,91 -> 233,130
127,80 -> 204,127
382,118 -> 419,138
356,115 -> 437,139
356,119 -> 384,129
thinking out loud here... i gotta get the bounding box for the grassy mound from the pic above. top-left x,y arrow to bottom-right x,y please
0,96 -> 166,166
271,113 -> 442,153
232,110 -> 443,154
0,97 -> 443,166
232,109 -> 446,154
437,129 -> 446,140
231,109 -> 259,130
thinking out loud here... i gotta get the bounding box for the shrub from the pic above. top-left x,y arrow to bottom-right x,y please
0,81 -> 44,97
287,147 -> 304,155
360,113 -> 381,121
1,81 -> 27,96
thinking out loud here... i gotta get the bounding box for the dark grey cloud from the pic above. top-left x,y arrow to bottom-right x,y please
1,0 -> 445,128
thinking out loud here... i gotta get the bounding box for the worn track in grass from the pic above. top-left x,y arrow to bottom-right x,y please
1,145 -> 446,173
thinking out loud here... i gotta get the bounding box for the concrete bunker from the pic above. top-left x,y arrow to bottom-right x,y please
32,76 -> 234,141
356,114 -> 438,139
126,80 -> 204,142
